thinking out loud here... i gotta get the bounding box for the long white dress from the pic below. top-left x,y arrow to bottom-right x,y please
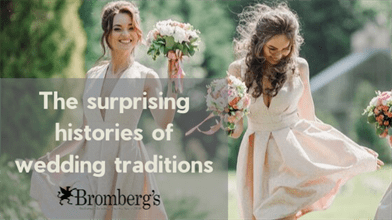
230,59 -> 378,219
30,61 -> 168,219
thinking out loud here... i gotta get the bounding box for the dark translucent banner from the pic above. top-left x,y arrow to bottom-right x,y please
1,78 -> 228,219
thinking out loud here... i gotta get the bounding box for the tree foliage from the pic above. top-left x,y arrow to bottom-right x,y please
221,0 -> 376,77
0,0 -> 84,159
0,0 -> 74,78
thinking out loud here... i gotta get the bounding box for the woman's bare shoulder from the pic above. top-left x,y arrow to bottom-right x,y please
296,57 -> 309,79
296,57 -> 309,72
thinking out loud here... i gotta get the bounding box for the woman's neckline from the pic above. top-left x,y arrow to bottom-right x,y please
104,60 -> 134,79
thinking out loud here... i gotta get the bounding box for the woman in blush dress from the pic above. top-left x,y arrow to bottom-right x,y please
30,1 -> 179,219
374,135 -> 392,220
227,3 -> 384,220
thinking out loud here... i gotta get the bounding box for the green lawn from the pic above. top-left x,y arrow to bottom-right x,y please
229,166 -> 392,219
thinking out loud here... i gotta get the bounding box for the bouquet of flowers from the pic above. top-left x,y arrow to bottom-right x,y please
186,75 -> 251,136
146,19 -> 200,93
363,90 -> 392,138
146,19 -> 200,60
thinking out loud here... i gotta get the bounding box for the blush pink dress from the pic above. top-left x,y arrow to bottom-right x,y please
230,59 -> 378,219
30,62 -> 168,219
374,182 -> 392,220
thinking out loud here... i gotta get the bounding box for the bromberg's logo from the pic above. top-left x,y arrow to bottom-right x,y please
58,186 -> 76,205
57,186 -> 161,210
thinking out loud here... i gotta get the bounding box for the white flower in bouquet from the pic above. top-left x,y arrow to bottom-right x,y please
215,97 -> 227,112
189,30 -> 199,39
173,26 -> 187,43
183,23 -> 192,31
228,89 -> 239,103
159,25 -> 174,36
236,99 -> 244,109
369,97 -> 378,106
219,88 -> 229,100
206,95 -> 217,112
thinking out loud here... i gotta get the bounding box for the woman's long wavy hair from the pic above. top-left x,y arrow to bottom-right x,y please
234,2 -> 304,98
96,1 -> 143,65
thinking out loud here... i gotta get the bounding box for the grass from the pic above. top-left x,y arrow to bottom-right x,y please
228,165 -> 392,219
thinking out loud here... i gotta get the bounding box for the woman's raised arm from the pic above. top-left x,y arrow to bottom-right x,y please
144,69 -> 177,129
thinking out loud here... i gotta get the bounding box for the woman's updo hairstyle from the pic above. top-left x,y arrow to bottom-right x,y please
234,2 -> 304,98
98,1 -> 142,62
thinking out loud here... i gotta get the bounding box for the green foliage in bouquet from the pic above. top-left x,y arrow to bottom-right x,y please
147,35 -> 199,61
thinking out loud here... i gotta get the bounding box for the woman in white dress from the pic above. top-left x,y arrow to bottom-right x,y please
227,3 -> 384,220
30,1 -> 178,219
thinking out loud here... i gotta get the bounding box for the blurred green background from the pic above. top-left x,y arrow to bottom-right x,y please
1,0 -> 391,219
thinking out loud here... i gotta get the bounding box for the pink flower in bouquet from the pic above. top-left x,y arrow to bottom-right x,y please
376,115 -> 385,125
379,129 -> 388,138
381,105 -> 389,113
243,94 -> 251,108
227,115 -> 237,123
374,108 -> 381,116
227,89 -> 234,97
227,89 -> 238,102
377,91 -> 392,106
229,97 -> 240,108
379,91 -> 391,100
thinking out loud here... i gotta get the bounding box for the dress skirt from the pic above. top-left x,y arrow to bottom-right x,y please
236,118 -> 378,219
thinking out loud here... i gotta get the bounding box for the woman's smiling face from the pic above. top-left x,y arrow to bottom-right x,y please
262,34 -> 292,65
108,12 -> 138,52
